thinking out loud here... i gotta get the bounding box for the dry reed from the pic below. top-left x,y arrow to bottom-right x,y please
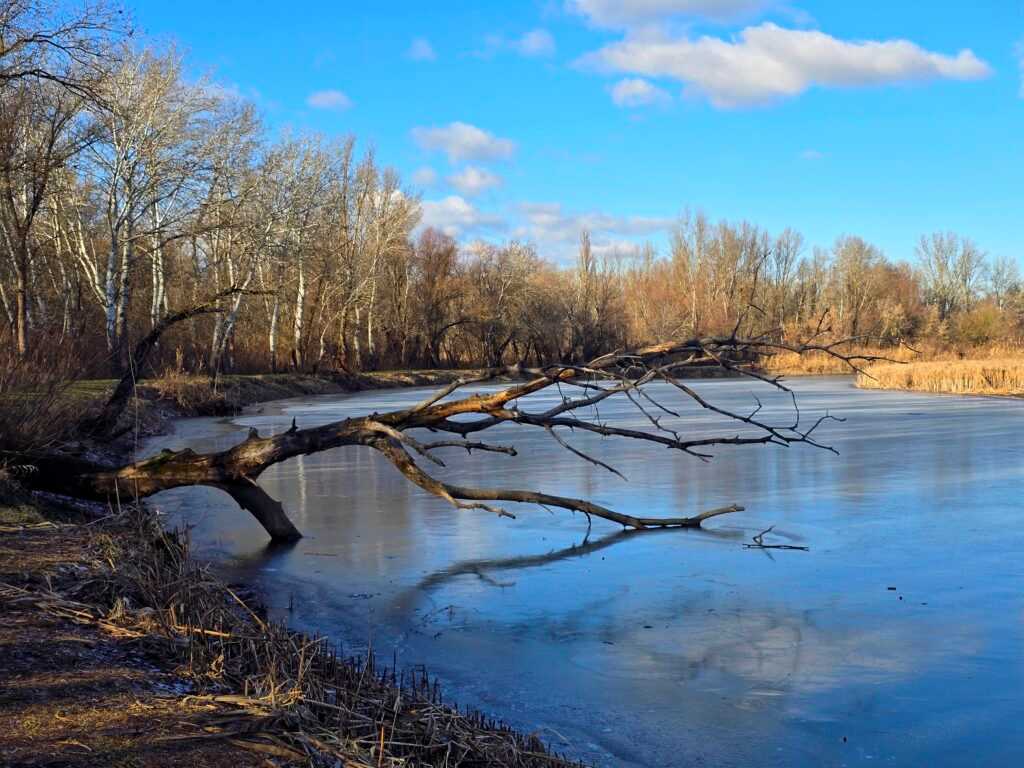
2,503 -> 583,767
857,358 -> 1024,396
762,345 -> 919,376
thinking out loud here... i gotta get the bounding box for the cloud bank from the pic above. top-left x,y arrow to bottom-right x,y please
448,166 -> 503,196
306,89 -> 353,110
579,22 -> 992,108
420,196 -> 505,236
569,0 -> 773,28
412,122 -> 517,163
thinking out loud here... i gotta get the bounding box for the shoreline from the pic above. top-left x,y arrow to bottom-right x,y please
1,368 -> 590,767
93,364 -> 744,448
0,492 -> 583,767
9,362 -> 1014,764
118,369 -> 493,442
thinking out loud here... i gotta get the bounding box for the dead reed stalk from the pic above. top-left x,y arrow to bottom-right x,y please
857,358 -> 1024,396
2,503 -> 584,767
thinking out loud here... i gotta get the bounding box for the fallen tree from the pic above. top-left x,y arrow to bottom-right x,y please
9,332 -> 889,542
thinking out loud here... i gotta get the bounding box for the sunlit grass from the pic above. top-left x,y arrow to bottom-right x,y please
763,345 -> 918,376
857,358 -> 1024,396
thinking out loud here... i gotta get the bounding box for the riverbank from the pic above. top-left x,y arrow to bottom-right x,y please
144,369 -> 484,416
57,369 -> 497,446
763,345 -> 1024,397
72,363 -> 752,444
0,492 -> 581,767
856,358 -> 1024,397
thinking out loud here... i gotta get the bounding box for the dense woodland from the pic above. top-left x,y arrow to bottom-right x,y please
2,1 -> 1022,380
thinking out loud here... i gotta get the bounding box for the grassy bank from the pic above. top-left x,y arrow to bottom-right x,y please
763,344 -> 1024,397
0,494 -> 580,767
77,369 -> 480,419
762,345 -> 919,376
23,369 -> 490,446
857,358 -> 1024,397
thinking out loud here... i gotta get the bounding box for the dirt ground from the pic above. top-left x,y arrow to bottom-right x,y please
0,507 -> 264,768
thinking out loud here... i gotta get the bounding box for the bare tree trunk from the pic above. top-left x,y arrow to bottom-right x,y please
352,305 -> 362,370
83,288 -> 248,438
292,253 -> 305,369
268,294 -> 279,372
150,204 -> 166,328
13,239 -> 28,356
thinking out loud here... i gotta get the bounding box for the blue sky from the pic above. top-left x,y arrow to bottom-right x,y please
133,1 -> 1023,264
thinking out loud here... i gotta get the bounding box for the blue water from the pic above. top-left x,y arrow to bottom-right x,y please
145,377 -> 1024,767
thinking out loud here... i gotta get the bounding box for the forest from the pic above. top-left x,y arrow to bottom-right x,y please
4,2 -> 1024,767
2,2 -> 1021,381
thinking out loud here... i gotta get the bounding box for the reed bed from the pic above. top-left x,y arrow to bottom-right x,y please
857,358 -> 1024,397
762,345 -> 919,376
2,504 -> 581,767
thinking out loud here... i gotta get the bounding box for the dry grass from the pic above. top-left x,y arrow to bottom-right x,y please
764,342 -> 1024,379
857,358 -> 1024,397
761,345 -> 918,376
0,499 -> 583,767
0,343 -> 96,453
141,371 -> 469,417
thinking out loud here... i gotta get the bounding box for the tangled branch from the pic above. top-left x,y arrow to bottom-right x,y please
15,332 -> 897,541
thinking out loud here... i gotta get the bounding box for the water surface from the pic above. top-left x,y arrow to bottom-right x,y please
146,377 -> 1024,767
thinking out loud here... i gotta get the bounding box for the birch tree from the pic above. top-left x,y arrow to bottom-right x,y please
60,47 -> 222,371
0,79 -> 84,354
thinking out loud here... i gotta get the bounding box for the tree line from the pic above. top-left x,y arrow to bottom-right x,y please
2,1 -> 1021,379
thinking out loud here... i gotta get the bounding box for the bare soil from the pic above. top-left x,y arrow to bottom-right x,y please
0,494 -> 581,768
0,504 -> 262,768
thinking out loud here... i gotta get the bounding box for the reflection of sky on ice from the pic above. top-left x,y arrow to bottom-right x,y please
145,377 -> 1024,767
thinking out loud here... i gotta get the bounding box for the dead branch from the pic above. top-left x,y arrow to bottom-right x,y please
83,287 -> 265,438
13,333 -> 895,541
742,525 -> 810,551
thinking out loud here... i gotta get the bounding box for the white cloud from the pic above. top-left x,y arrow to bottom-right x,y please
579,22 -> 992,108
407,37 -> 437,61
412,122 -> 517,163
610,77 -> 671,107
480,29 -> 556,59
568,0 -> 772,28
515,29 -> 556,57
420,196 -> 505,237
592,240 -> 645,257
306,89 -> 353,110
412,166 -> 438,187
447,166 -> 503,196
515,201 -> 672,252
800,148 -> 824,160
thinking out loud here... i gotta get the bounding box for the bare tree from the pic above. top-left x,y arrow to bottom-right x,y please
0,0 -> 125,97
832,235 -> 882,336
987,255 -> 1019,310
916,232 -> 986,320
409,228 -> 462,367
54,47 -> 225,371
0,78 -> 86,355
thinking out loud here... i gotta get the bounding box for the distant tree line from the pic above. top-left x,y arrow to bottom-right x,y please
2,1 -> 1021,378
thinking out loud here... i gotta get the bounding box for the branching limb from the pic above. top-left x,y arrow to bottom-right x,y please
17,331 -> 903,542
370,434 -> 742,530
742,525 -> 809,552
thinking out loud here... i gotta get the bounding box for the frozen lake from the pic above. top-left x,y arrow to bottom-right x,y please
146,376 -> 1024,767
